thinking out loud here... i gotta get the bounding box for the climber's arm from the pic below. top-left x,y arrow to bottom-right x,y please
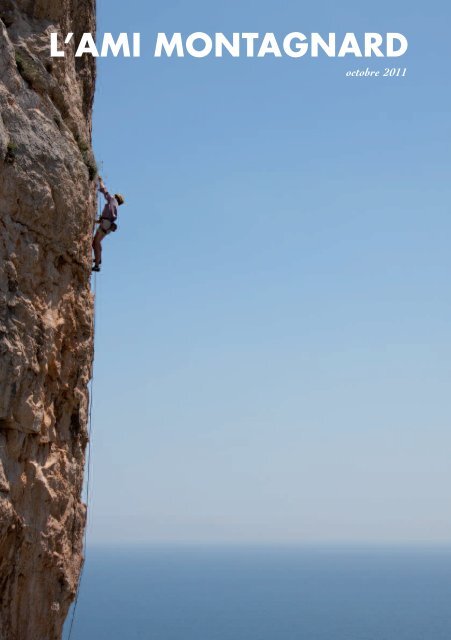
98,177 -> 113,202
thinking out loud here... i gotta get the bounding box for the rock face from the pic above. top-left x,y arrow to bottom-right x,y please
0,2 -> 96,638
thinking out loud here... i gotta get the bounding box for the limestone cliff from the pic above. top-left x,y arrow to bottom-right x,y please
0,1 -> 96,638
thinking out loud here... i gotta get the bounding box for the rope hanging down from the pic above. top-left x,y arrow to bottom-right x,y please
66,188 -> 101,639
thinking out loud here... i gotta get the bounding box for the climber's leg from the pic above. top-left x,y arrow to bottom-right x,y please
92,228 -> 105,269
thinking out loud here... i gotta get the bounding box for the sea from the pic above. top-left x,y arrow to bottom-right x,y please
63,546 -> 451,640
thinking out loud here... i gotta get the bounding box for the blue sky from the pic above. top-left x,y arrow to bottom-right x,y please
88,0 -> 451,544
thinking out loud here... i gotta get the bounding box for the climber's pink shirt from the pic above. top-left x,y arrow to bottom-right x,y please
99,184 -> 118,221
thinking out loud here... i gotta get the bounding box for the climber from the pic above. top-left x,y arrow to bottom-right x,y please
92,176 -> 125,272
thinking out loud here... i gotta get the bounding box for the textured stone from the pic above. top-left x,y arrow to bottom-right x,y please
0,1 -> 96,638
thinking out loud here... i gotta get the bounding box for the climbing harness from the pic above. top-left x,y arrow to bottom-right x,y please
99,218 -> 118,234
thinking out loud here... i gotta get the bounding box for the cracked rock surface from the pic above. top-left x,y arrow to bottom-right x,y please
0,1 -> 96,638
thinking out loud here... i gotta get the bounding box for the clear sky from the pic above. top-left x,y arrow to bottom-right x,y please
88,0 -> 451,545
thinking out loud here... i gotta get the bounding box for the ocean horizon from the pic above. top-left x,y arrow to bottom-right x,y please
64,544 -> 451,639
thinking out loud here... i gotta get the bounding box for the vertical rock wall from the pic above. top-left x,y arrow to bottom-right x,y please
0,2 -> 96,638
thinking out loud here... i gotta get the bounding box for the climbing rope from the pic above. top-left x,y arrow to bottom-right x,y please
84,272 -> 96,534
66,275 -> 96,640
66,187 -> 101,640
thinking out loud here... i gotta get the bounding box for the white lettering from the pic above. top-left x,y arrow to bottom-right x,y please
154,33 -> 184,57
215,33 -> 240,57
338,33 -> 362,57
258,33 -> 282,57
283,33 -> 308,58
387,33 -> 408,57
101,33 -> 131,58
133,33 -> 141,57
311,33 -> 336,57
186,32 -> 213,58
50,33 -> 64,57
75,33 -> 99,57
241,33 -> 259,57
364,33 -> 384,57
